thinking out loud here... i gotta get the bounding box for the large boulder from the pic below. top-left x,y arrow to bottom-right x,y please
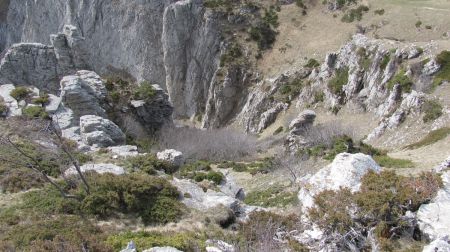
157,149 -> 184,167
298,153 -> 381,210
0,84 -> 21,116
417,171 -> 450,242
59,70 -> 107,125
80,115 -> 125,147
289,109 -> 316,134
65,163 -> 125,176
130,84 -> 173,132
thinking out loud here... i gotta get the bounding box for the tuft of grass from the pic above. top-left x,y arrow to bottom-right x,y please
341,5 -> 369,23
422,100 -> 443,123
244,186 -> 298,207
405,127 -> 450,149
133,81 -> 156,101
273,126 -> 284,135
10,87 -> 31,101
386,70 -> 413,93
328,67 -> 349,96
373,155 -> 414,168
374,9 -> 385,15
304,58 -> 320,68
22,106 -> 50,119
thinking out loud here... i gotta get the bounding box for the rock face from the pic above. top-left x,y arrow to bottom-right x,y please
162,0 -> 221,118
417,171 -> 450,243
298,153 -> 381,210
157,149 -> 184,167
65,163 -> 125,176
80,115 -> 126,147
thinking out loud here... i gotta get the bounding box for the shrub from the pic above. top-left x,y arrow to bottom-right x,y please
31,93 -> 50,106
220,43 -> 243,67
10,87 -> 31,101
0,167 -> 46,193
433,50 -> 450,88
374,9 -> 385,15
0,101 -> 8,116
313,91 -> 325,103
422,99 -> 443,123
328,67 -> 349,96
107,231 -> 205,251
304,58 -> 320,68
273,126 -> 284,135
415,20 -> 422,28
249,22 -> 277,50
193,171 -> 224,185
276,78 -> 303,102
122,154 -> 177,174
341,5 -> 369,23
405,127 -> 450,149
263,8 -> 279,27
22,106 -> 50,119
78,173 -> 184,225
380,53 -> 391,71
133,81 -> 156,101
386,70 -> 413,93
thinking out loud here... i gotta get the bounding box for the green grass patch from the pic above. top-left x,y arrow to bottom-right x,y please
10,87 -> 31,101
304,58 -> 320,68
373,155 -> 414,168
405,127 -> 450,149
244,186 -> 298,207
133,81 -> 156,101
328,67 -> 349,96
387,70 -> 413,93
22,106 -> 50,119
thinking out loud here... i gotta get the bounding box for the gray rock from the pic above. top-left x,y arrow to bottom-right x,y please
60,71 -> 107,125
120,241 -> 137,252
422,59 -> 441,76
65,163 -> 125,176
80,115 -> 125,147
108,145 -> 140,157
0,84 -> 21,116
422,236 -> 450,252
157,149 -> 184,167
289,110 -> 316,134
435,156 -> 450,173
206,240 -> 235,252
143,247 -> 182,252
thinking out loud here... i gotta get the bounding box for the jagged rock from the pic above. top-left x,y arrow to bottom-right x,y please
0,43 -> 60,93
45,94 -> 62,113
422,236 -> 450,252
417,171 -> 450,242
206,240 -> 235,252
157,149 -> 184,167
65,163 -> 125,176
289,110 -> 316,134
0,84 -> 21,116
298,153 -> 381,210
143,247 -> 182,252
80,115 -> 125,147
435,156 -> 450,173
129,84 -> 173,132
163,0 -> 221,119
422,59 -> 441,76
120,241 -> 137,252
59,71 -> 107,125
256,103 -> 286,133
108,145 -> 140,157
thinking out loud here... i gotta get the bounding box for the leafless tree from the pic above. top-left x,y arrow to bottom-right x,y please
0,118 -> 90,199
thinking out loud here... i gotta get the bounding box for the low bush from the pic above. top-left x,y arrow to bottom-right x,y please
133,81 -> 156,101
276,78 -> 303,103
380,53 -> 391,71
244,186 -> 298,207
422,99 -> 443,123
22,106 -> 50,119
107,231 -> 206,251
415,20 -> 422,28
374,9 -> 385,15
341,5 -> 369,23
304,58 -> 320,68
122,154 -> 177,174
0,101 -> 8,116
0,167 -> 46,193
328,67 -> 349,96
193,171 -> 224,185
387,70 -> 413,93
273,126 -> 284,135
249,22 -> 277,50
31,93 -> 50,106
433,50 -> 450,88
308,170 -> 442,248
10,87 -> 31,101
405,127 -> 450,149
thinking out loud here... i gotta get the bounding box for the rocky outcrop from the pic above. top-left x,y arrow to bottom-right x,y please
65,163 -> 126,176
80,115 -> 126,148
417,171 -> 450,245
162,0 -> 221,119
0,84 -> 21,116
298,153 -> 381,210
157,149 -> 184,167
144,247 -> 183,252
130,84 -> 173,132
289,110 -> 316,134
